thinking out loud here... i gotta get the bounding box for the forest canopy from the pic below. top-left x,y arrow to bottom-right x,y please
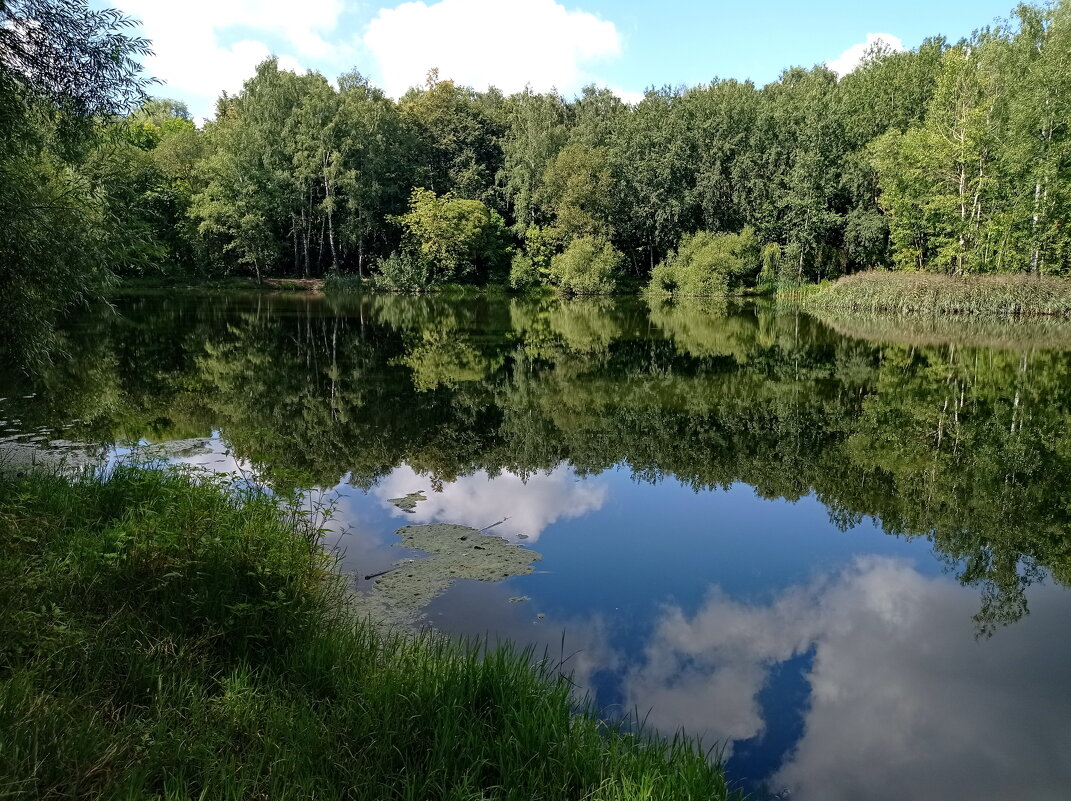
3,0 -> 1071,360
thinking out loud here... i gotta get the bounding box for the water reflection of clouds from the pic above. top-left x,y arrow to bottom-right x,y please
623,557 -> 1071,801
374,464 -> 607,541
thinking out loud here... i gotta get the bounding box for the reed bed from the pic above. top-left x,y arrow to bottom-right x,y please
803,271 -> 1071,316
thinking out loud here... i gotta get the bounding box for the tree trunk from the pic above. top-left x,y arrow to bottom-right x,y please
324,162 -> 338,273
292,213 -> 299,273
1031,179 -> 1043,273
327,204 -> 338,273
301,207 -> 310,279
958,163 -> 967,274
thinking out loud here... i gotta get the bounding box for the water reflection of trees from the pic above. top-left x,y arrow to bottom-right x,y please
8,292 -> 1071,632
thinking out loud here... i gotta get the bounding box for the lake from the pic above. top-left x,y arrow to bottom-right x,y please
2,290 -> 1070,800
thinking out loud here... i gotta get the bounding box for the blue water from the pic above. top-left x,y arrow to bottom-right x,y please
316,462 -> 1071,801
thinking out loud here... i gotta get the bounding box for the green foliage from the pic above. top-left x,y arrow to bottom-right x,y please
537,143 -> 616,241
870,8 -> 1071,276
10,0 -> 1071,340
400,73 -> 505,209
0,467 -> 739,800
0,1 -> 153,369
648,228 -> 761,296
393,187 -> 513,286
371,249 -> 436,292
547,236 -> 622,295
501,88 -> 569,231
509,253 -> 542,291
759,242 -> 784,289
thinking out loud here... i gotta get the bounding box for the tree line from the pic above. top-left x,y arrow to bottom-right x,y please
96,1 -> 1071,292
4,0 -> 1071,360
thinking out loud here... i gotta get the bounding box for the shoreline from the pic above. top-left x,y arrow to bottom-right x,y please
113,271 -> 1071,321
0,465 -> 740,800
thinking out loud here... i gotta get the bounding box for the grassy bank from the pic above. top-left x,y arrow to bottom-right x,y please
0,466 -> 738,800
801,271 -> 1071,316
114,277 -> 324,294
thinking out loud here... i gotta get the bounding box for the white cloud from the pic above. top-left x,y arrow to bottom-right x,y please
826,32 -> 904,78
610,85 -> 645,105
112,1 -> 347,117
364,0 -> 622,97
374,463 -> 607,540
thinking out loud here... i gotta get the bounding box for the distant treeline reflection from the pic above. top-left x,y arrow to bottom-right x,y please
11,293 -> 1071,634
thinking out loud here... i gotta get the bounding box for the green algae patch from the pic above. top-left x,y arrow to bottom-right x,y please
357,523 -> 542,627
0,435 -> 97,474
387,490 -> 427,513
139,437 -> 214,459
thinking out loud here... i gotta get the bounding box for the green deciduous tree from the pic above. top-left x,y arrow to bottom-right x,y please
0,0 -> 153,367
393,187 -> 512,285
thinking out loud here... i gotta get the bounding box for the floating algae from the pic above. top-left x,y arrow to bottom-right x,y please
354,523 -> 541,628
387,491 -> 427,513
138,438 -> 214,459
0,438 -> 97,474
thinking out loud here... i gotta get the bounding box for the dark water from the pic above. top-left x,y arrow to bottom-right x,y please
2,291 -> 1070,800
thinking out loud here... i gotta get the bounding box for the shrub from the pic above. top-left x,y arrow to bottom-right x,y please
509,253 -> 541,291
371,250 -> 435,292
322,272 -> 366,294
647,228 -> 761,297
547,236 -> 622,295
521,225 -> 563,270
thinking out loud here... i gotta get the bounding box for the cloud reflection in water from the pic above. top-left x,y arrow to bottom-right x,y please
374,464 -> 607,541
621,557 -> 1071,800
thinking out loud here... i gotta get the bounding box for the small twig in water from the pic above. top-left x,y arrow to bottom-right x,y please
363,567 -> 397,580
479,517 -> 509,532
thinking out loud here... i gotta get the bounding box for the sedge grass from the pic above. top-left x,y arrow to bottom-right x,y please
0,466 -> 740,801
801,270 -> 1071,316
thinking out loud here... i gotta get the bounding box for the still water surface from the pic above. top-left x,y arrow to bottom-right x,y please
2,291 -> 1070,799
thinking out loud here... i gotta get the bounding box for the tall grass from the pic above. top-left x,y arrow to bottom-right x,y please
802,270 -> 1071,316
0,466 -> 739,800
322,272 -> 368,295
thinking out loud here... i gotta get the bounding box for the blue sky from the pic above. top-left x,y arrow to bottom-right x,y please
96,0 -> 1020,120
